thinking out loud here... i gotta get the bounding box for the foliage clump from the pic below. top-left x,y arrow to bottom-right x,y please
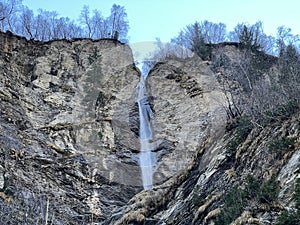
226,115 -> 253,153
238,25 -> 261,52
215,176 -> 279,225
276,178 -> 300,225
88,47 -> 99,64
269,136 -> 296,158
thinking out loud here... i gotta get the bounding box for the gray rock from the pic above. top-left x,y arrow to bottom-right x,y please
0,165 -> 4,190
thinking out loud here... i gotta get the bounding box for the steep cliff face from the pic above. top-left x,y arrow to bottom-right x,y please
112,52 -> 300,225
147,57 -> 227,185
0,31 -> 142,224
1,31 -> 300,225
112,55 -> 228,225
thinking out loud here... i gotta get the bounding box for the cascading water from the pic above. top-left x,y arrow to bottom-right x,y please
136,73 -> 156,190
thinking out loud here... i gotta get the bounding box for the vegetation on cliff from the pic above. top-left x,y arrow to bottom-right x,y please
137,19 -> 300,225
0,0 -> 129,41
0,1 -> 300,224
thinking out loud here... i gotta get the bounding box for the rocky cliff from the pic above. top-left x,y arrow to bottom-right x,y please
0,31 -> 300,225
0,31 -> 142,224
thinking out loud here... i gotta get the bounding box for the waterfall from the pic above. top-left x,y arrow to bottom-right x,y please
136,75 -> 156,190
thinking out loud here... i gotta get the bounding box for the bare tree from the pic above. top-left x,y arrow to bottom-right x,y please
45,10 -> 58,39
108,4 -> 129,42
172,20 -> 227,48
1,1 -> 130,41
33,9 -> 58,41
53,17 -> 68,39
199,20 -> 227,43
171,20 -> 227,60
228,21 -> 277,55
90,9 -> 104,39
213,50 -> 249,119
68,21 -> 83,38
0,0 -> 22,31
212,40 -> 278,122
99,17 -> 110,38
78,4 -> 130,41
53,17 -> 81,39
227,23 -> 243,42
278,44 -> 300,102
79,5 -> 92,38
171,22 -> 208,59
140,38 -> 194,75
277,26 -> 300,56
19,6 -> 35,39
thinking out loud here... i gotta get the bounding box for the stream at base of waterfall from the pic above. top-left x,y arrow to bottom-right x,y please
136,75 -> 156,190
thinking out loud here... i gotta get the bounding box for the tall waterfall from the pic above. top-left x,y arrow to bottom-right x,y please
136,75 -> 156,190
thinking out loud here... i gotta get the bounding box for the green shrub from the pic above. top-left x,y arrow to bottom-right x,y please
215,176 -> 280,225
215,187 -> 245,225
258,177 -> 280,203
238,25 -> 260,52
276,210 -> 299,225
269,136 -> 296,158
263,100 -> 299,125
276,178 -> 300,224
97,131 -> 103,139
294,178 -> 300,210
192,186 -> 205,206
227,115 -> 253,153
244,175 -> 260,199
193,36 -> 212,60
88,47 -> 99,64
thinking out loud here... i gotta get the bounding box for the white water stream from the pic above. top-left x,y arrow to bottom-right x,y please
136,75 -> 156,190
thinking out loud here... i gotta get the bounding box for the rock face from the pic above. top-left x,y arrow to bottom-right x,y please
147,57 -> 227,186
0,31 -> 142,224
112,53 -> 300,225
1,31 -> 300,225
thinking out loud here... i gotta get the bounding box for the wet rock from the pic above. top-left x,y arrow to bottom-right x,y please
129,102 -> 140,137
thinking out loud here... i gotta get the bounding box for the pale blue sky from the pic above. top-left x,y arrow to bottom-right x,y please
22,0 -> 300,43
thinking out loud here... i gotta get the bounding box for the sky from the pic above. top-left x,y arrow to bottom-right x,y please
22,0 -> 300,60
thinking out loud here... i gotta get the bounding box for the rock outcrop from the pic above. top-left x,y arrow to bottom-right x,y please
112,51 -> 300,225
147,57 -> 227,186
0,31 -> 142,224
1,31 -> 300,225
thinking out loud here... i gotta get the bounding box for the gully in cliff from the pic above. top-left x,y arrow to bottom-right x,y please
136,74 -> 156,190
